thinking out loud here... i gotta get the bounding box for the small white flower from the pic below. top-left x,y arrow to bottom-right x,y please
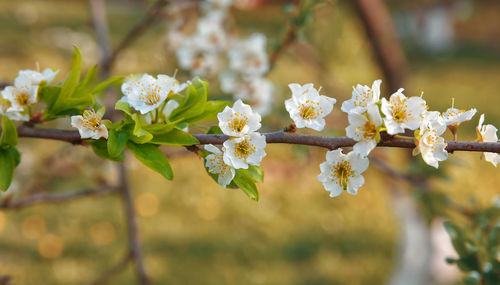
218,99 -> 262,137
341,79 -> 381,114
223,133 -> 267,169
0,97 -> 28,121
345,104 -> 383,156
220,74 -> 274,116
381,88 -> 427,135
176,41 -> 220,76
317,149 -> 369,197
228,33 -> 269,77
196,10 -> 228,51
414,111 -> 448,168
1,75 -> 39,111
477,114 -> 500,167
442,107 -> 477,126
17,68 -> 58,85
120,74 -> 179,114
285,83 -> 336,131
71,109 -> 108,140
204,144 -> 235,188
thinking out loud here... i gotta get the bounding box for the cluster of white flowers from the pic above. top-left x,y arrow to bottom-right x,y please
71,73 -> 186,139
477,114 -> 500,166
205,99 -> 267,187
167,1 -> 273,116
0,68 -> 58,121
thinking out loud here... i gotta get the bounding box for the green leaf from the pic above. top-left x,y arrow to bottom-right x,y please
143,119 -> 182,135
107,129 -> 129,158
246,165 -> 264,183
115,101 -> 132,116
39,86 -> 61,110
185,100 -> 230,123
1,116 -> 18,148
207,126 -> 223,134
130,113 -> 153,144
90,140 -> 124,162
150,128 -> 199,146
443,221 -> 469,257
90,76 -> 123,95
170,79 -> 208,121
55,46 -> 82,107
234,169 -> 259,201
0,148 -> 20,191
127,142 -> 173,180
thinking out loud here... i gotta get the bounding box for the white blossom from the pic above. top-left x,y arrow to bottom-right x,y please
17,68 -> 58,85
204,144 -> 235,187
317,149 -> 369,198
414,111 -> 448,168
381,88 -> 427,135
71,109 -> 108,140
1,76 -> 38,111
0,97 -> 28,121
176,40 -> 220,76
223,133 -> 266,169
228,33 -> 269,77
220,74 -> 273,116
442,107 -> 477,126
120,74 -> 180,114
341,79 -> 381,114
345,104 -> 383,156
284,83 -> 336,131
477,114 -> 500,167
196,10 -> 228,51
218,99 -> 261,137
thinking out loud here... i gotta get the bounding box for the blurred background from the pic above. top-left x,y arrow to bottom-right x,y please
0,0 -> 499,284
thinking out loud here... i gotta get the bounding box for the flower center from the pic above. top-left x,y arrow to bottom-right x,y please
245,55 -> 262,68
16,93 -> 31,106
299,101 -> 322,120
234,138 -> 255,159
228,113 -> 248,134
139,84 -> 161,106
332,161 -> 354,190
363,121 -> 378,139
391,97 -> 408,123
353,88 -> 372,107
208,154 -> 228,175
82,110 -> 102,131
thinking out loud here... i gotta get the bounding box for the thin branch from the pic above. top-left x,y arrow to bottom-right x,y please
88,253 -> 132,285
117,162 -> 150,285
0,185 -> 118,209
16,126 -> 500,153
102,0 -> 169,74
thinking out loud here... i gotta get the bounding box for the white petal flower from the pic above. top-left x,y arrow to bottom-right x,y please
442,107 -> 477,126
2,75 -> 38,111
477,114 -> 500,167
381,88 -> 427,135
0,97 -> 29,121
414,111 -> 448,168
196,10 -> 228,51
16,68 -> 59,85
285,83 -> 336,131
317,149 -> 369,197
71,109 -> 108,140
204,144 -> 235,188
218,99 -> 262,137
228,33 -> 269,77
176,40 -> 220,77
345,104 -> 383,156
220,75 -> 274,116
121,74 -> 178,114
341,79 -> 381,114
223,133 -> 267,169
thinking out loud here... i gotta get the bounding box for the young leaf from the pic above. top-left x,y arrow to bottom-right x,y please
90,140 -> 124,162
0,148 -> 20,191
127,142 -> 173,180
55,46 -> 82,107
115,101 -> 132,116
91,76 -> 123,96
150,128 -> 199,146
130,113 -> 153,144
185,100 -> 230,123
0,116 -> 18,148
246,165 -> 264,183
107,129 -> 130,158
234,170 -> 259,201
170,79 -> 208,121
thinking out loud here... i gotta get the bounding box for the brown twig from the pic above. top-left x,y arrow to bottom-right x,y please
0,185 -> 118,209
101,0 -> 169,74
16,126 -> 500,153
117,162 -> 150,285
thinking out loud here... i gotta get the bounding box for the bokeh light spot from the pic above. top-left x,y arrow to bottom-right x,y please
22,215 -> 46,239
135,193 -> 159,217
90,221 -> 116,246
38,234 -> 64,259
